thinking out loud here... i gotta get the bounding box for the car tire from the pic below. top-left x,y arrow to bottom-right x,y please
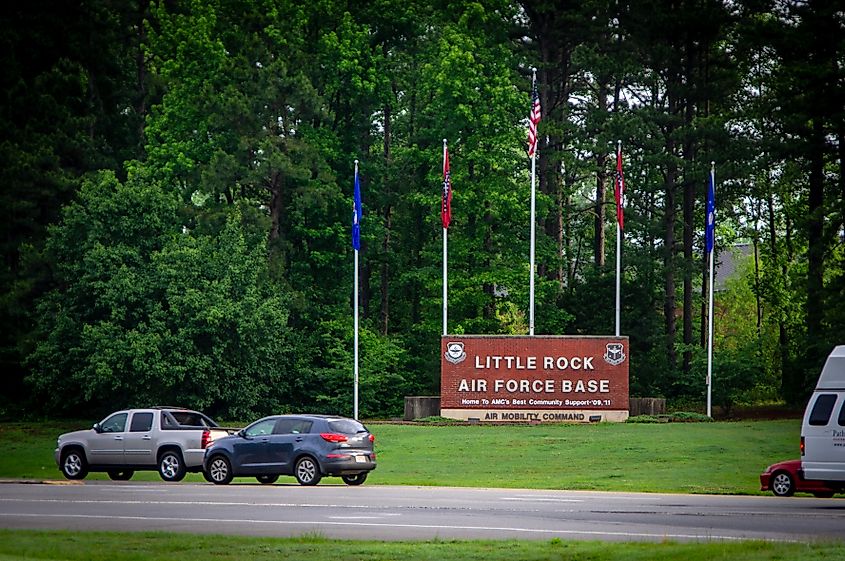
60,448 -> 88,480
341,473 -> 368,486
107,470 -> 134,481
294,456 -> 322,486
158,450 -> 187,482
206,455 -> 233,485
202,469 -> 215,483
771,471 -> 795,497
256,474 -> 279,484
812,491 -> 834,498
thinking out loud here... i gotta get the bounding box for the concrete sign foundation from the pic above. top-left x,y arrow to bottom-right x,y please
440,335 -> 629,423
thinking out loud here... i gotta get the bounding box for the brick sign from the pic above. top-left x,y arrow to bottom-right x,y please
440,335 -> 629,423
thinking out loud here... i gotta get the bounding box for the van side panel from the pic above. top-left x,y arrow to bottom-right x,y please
801,345 -> 845,483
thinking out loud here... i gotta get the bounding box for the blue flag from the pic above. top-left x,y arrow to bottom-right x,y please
352,166 -> 362,251
705,168 -> 715,254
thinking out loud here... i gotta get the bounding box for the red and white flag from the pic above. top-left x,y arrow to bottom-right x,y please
615,142 -> 625,230
442,144 -> 452,229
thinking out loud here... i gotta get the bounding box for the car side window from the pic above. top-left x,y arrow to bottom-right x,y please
809,394 -> 837,426
130,412 -> 153,432
160,412 -> 176,429
292,420 -> 313,434
838,399 -> 845,427
101,413 -> 128,433
245,419 -> 276,437
273,419 -> 313,434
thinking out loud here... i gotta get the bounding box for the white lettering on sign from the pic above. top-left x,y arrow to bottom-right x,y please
457,379 -> 487,392
473,355 -> 595,370
560,379 -> 609,393
474,356 -> 538,369
542,356 -> 594,370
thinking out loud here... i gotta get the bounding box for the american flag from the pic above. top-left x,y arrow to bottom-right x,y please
442,145 -> 452,229
528,75 -> 541,157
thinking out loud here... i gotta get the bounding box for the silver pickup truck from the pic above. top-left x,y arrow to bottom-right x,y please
55,407 -> 236,482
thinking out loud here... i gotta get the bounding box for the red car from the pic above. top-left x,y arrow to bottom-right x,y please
760,459 -> 838,498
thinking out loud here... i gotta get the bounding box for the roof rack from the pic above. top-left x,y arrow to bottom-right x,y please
151,405 -> 190,410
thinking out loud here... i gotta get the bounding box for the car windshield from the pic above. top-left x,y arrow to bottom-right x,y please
328,419 -> 367,434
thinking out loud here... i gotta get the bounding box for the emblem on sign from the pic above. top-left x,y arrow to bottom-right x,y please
445,341 -> 467,364
604,343 -> 626,366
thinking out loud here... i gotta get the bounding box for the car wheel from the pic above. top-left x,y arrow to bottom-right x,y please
341,473 -> 368,486
812,491 -> 834,498
294,456 -> 322,486
771,471 -> 795,497
206,455 -> 233,485
202,469 -> 215,483
158,450 -> 186,482
256,474 -> 279,484
107,470 -> 134,481
60,448 -> 88,480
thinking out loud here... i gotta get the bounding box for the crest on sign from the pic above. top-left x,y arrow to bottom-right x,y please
604,343 -> 626,366
445,342 -> 467,364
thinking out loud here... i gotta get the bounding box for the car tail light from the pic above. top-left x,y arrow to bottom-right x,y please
320,433 -> 348,443
800,436 -> 805,456
201,429 -> 212,449
369,434 -> 375,443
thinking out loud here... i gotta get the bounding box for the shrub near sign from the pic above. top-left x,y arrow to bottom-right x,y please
440,335 -> 629,423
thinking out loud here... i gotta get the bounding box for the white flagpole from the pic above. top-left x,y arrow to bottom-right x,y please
353,159 -> 360,421
529,68 -> 537,337
443,139 -> 448,337
706,162 -> 715,418
615,140 -> 621,337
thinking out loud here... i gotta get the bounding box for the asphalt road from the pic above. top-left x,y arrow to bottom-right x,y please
0,481 -> 843,542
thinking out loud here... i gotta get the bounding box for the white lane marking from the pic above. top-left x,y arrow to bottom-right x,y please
501,497 -> 583,503
0,512 -> 766,541
0,498 -> 373,509
503,495 -> 660,502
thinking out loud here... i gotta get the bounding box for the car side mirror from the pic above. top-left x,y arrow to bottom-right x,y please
93,423 -> 102,433
238,429 -> 247,438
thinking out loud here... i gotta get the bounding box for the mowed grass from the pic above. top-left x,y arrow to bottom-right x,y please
3,420 -> 843,560
1,530 -> 844,561
0,419 -> 801,494
365,420 -> 801,493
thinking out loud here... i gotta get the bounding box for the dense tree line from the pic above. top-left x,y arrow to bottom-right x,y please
1,0 -> 842,420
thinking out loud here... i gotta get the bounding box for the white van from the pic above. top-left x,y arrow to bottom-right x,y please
801,345 -> 845,487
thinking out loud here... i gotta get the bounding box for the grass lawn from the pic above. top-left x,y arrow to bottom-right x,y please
1,418 -> 801,494
2,419 -> 841,560
0,530 -> 843,561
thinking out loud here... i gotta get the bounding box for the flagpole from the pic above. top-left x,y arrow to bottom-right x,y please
706,162 -> 715,418
615,140 -> 621,337
353,160 -> 360,421
529,68 -> 537,337
442,139 -> 448,336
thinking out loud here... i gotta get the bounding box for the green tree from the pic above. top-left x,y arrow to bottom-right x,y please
27,170 -> 294,419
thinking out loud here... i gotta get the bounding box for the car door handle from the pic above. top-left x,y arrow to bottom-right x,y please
295,437 -> 304,442
114,436 -> 123,441
142,435 -> 152,440
260,438 -> 269,443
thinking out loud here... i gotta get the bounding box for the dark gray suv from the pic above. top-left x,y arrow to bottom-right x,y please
203,414 -> 376,486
